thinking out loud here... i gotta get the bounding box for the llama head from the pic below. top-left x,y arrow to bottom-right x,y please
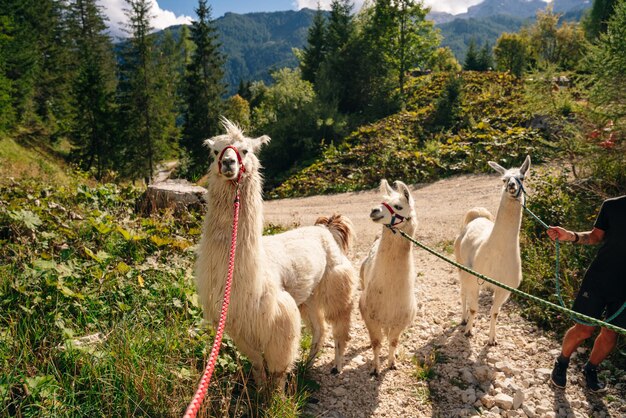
369,179 -> 415,227
488,155 -> 531,201
204,117 -> 270,182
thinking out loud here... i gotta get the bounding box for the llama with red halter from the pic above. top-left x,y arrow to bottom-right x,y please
195,118 -> 356,389
359,179 -> 418,376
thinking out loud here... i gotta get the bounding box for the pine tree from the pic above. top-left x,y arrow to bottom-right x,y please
300,5 -> 327,83
587,0 -> 626,130
66,0 -> 117,178
153,29 -> 182,159
477,42 -> 493,71
181,0 -> 226,176
316,0 -> 355,112
463,38 -> 479,70
117,0 -> 171,182
0,14 -> 15,131
585,0 -> 618,39
2,0 -> 75,133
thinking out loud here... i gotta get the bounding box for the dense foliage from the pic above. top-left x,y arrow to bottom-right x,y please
272,71 -> 548,198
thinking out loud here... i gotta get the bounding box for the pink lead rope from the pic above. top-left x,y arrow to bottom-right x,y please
184,149 -> 244,418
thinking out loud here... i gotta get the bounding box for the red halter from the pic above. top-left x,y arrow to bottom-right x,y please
217,145 -> 246,183
381,202 -> 407,227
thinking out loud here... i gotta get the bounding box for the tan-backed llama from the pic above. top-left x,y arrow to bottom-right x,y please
359,179 -> 418,376
195,119 -> 356,388
454,156 -> 531,345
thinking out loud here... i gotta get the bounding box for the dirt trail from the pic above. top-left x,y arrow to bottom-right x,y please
263,174 -> 625,418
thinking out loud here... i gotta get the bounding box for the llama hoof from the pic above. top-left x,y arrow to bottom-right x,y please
388,364 -> 397,371
369,369 -> 379,377
487,340 -> 498,346
464,330 -> 472,337
460,319 -> 468,326
330,367 -> 339,375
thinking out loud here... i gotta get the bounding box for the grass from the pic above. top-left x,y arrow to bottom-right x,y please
0,179 -> 315,417
0,132 -> 72,187
411,348 -> 442,382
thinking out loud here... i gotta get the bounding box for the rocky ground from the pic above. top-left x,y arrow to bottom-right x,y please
264,173 -> 626,418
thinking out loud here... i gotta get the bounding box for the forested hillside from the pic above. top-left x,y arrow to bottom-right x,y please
164,9 -> 318,94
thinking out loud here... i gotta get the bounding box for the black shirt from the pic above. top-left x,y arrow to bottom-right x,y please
583,195 -> 626,302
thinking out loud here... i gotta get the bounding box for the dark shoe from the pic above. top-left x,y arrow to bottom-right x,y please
583,363 -> 607,393
550,359 -> 568,388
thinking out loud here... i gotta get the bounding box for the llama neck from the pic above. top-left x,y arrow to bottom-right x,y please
379,217 -> 417,256
204,171 -> 265,294
488,192 -> 523,247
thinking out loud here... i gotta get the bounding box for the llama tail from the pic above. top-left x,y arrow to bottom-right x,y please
462,207 -> 494,227
315,213 -> 355,254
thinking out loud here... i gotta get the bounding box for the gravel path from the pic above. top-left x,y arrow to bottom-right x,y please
263,174 -> 626,418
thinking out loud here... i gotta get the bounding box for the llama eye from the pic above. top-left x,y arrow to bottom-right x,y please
394,205 -> 403,210
213,150 -> 218,156
242,149 -> 248,155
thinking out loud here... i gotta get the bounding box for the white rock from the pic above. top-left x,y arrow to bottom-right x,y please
461,388 -> 477,404
522,404 -> 536,418
495,393 -> 514,410
536,405 -> 553,415
474,365 -> 493,382
513,389 -> 525,409
333,387 -> 347,397
496,361 -> 515,375
481,395 -> 496,409
491,406 -> 501,415
535,368 -> 552,380
461,368 -> 476,383
353,355 -> 366,365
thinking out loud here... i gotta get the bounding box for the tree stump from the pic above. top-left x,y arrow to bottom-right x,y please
138,179 -> 207,214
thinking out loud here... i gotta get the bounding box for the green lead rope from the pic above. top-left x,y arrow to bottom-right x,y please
387,225 -> 626,336
520,200 -> 626,327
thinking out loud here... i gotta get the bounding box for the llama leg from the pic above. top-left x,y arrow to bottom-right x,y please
236,339 -> 267,385
488,289 -> 511,346
464,279 -> 479,337
459,273 -> 469,325
300,301 -> 325,366
329,310 -> 351,374
264,292 -> 301,392
320,264 -> 355,374
364,321 -> 383,376
387,326 -> 404,370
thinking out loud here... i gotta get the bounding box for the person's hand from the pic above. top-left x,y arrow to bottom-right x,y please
547,226 -> 575,242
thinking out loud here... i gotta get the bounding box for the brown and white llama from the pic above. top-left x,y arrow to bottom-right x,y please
195,119 -> 356,389
359,179 -> 418,376
454,156 -> 531,345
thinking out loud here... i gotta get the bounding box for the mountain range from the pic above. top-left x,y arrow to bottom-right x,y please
162,0 -> 593,94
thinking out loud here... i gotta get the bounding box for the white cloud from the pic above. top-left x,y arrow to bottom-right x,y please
293,0 -> 486,15
98,0 -> 193,38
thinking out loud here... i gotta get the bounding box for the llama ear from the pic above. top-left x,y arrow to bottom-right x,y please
395,181 -> 413,204
520,155 -> 531,176
252,135 -> 271,152
488,161 -> 507,175
204,138 -> 215,150
380,179 -> 394,195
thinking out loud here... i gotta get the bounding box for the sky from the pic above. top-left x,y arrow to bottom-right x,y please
98,0 -> 489,38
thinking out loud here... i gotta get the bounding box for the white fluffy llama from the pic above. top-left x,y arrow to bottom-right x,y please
359,180 -> 418,376
195,119 -> 356,389
454,155 -> 531,345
